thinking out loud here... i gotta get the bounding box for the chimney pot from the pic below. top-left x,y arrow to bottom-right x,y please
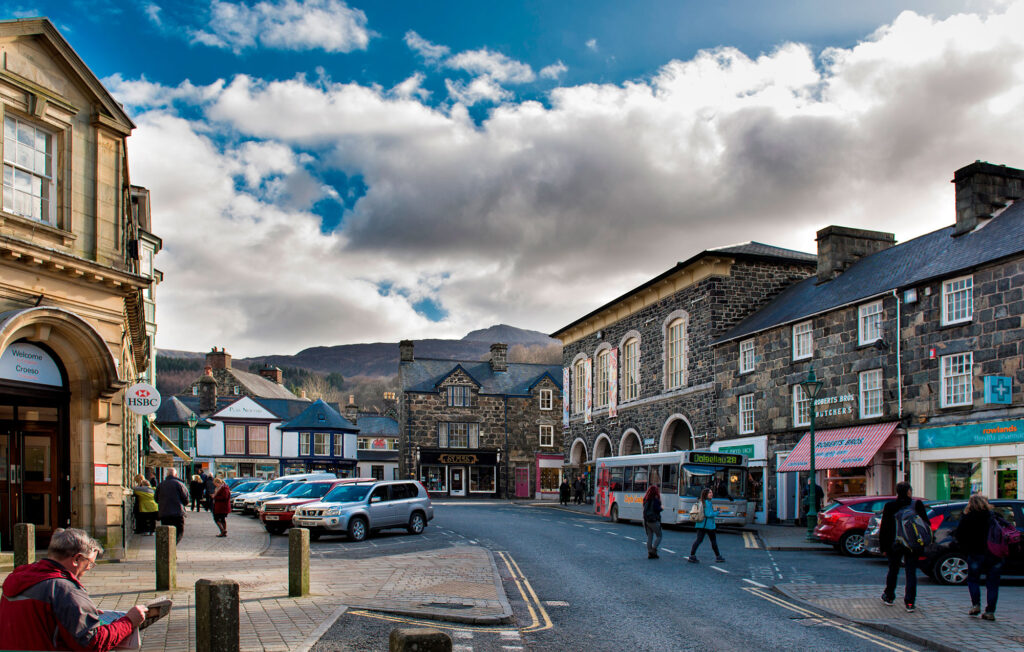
258,364 -> 283,384
953,161 -> 1024,236
205,348 -> 232,370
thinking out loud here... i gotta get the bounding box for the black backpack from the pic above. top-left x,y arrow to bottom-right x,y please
894,502 -> 932,552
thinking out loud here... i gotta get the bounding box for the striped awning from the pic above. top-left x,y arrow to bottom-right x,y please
777,422 -> 899,472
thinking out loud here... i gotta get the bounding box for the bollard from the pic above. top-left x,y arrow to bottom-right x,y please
155,525 -> 176,590
389,628 -> 452,652
195,579 -> 239,652
288,527 -> 310,597
13,523 -> 35,568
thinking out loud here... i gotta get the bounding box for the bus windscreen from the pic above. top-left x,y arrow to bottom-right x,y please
682,464 -> 745,499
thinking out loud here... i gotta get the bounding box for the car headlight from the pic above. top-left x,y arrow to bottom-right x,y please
325,506 -> 343,516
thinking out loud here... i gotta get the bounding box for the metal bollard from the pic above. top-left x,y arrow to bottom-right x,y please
13,523 -> 35,568
389,628 -> 452,652
155,525 -> 176,590
195,579 -> 239,652
288,527 -> 310,597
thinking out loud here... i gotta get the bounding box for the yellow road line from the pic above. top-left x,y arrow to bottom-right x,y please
743,531 -> 760,549
345,609 -> 516,634
496,550 -> 553,633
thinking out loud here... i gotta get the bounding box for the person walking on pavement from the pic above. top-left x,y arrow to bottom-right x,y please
559,478 -> 571,506
688,487 -> 724,563
133,479 -> 158,535
155,467 -> 188,544
574,476 -> 585,505
953,494 -> 1003,621
188,474 -> 205,512
202,469 -> 216,511
643,471 -> 663,559
879,481 -> 928,612
211,476 -> 232,537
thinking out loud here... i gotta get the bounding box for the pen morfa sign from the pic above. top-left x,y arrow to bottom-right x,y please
126,383 -> 162,415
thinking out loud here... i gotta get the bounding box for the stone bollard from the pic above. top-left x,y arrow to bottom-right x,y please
13,523 -> 35,568
155,525 -> 176,590
389,628 -> 452,652
195,579 -> 239,652
288,527 -> 310,597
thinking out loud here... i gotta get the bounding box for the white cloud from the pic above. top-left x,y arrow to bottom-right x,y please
191,0 -> 371,54
143,3 -> 162,26
540,61 -> 568,80
404,30 -> 449,62
585,38 -> 598,52
445,48 -> 536,84
119,2 -> 1024,355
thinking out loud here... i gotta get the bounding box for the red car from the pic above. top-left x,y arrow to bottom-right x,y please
260,478 -> 373,534
814,495 -> 919,556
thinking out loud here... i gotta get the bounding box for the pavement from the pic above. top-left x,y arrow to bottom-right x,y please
0,511 -> 511,652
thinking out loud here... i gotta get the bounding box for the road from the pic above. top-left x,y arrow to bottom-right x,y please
307,502 -> 923,652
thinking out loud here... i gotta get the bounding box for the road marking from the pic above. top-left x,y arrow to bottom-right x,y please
743,531 -> 761,549
711,566 -> 728,573
346,610 -> 516,634
662,547 -> 676,554
544,601 -> 569,607
496,551 -> 553,633
742,579 -> 768,588
454,632 -> 473,639
468,540 -> 477,544
589,527 -> 600,531
574,524 -> 584,527
624,536 -> 637,541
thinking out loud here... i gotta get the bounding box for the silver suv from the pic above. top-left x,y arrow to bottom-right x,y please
292,480 -> 433,541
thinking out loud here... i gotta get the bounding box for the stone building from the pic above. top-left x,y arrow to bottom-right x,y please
398,341 -> 563,499
346,394 -> 400,481
550,243 -> 817,503
0,19 -> 153,555
715,161 -> 1024,526
184,347 -> 297,401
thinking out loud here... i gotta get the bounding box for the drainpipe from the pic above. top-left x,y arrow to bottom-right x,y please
891,288 -> 906,482
503,395 -> 509,499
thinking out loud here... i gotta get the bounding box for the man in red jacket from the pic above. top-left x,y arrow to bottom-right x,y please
0,528 -> 147,651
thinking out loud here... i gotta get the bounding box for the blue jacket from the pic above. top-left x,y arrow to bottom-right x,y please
695,499 -> 718,530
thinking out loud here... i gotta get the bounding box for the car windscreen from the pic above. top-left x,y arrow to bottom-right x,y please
322,484 -> 373,503
234,482 -> 260,492
262,479 -> 289,493
289,483 -> 333,499
276,482 -> 305,496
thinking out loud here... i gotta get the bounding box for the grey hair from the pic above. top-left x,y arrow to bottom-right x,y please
166,467 -> 178,477
47,528 -> 103,559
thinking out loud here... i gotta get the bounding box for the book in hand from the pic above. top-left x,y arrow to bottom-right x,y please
140,596 -> 172,630
97,597 -> 172,650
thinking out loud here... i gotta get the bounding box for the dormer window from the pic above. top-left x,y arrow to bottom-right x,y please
447,385 -> 470,407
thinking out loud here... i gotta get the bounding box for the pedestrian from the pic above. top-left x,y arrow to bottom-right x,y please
131,473 -> 145,533
574,476 -> 584,505
155,467 -> 188,544
133,479 -> 158,535
953,494 -> 1003,621
688,487 -> 725,563
559,478 -> 571,506
188,474 -> 205,512
801,478 -> 824,521
211,477 -> 232,537
0,528 -> 148,651
879,481 -> 929,612
643,471 -> 662,559
203,470 -> 216,511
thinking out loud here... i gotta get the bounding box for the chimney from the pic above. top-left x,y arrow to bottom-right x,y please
344,394 -> 358,425
206,347 -> 232,370
298,389 -> 308,400
258,364 -> 283,384
399,340 -> 414,362
382,391 -> 398,419
489,342 -> 508,372
815,226 -> 895,283
953,161 -> 1024,236
199,366 -> 217,414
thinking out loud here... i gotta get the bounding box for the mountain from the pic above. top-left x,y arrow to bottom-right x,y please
462,324 -> 555,345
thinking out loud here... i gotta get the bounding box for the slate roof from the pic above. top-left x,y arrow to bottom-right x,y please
709,241 -> 817,262
401,359 -> 562,396
356,415 -> 399,437
153,396 -> 214,427
717,200 -> 1024,344
216,367 -> 298,400
173,395 -> 339,422
279,398 -> 358,432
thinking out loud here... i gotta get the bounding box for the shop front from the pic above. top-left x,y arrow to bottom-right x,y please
278,457 -> 357,477
214,458 -> 280,479
910,418 -> 1024,500
535,454 -> 564,501
418,449 -> 499,498
712,435 -> 767,524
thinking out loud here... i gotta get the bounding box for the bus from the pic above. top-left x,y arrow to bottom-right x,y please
594,450 -> 749,526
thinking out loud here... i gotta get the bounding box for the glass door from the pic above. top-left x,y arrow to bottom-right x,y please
450,467 -> 466,496
0,403 -> 61,549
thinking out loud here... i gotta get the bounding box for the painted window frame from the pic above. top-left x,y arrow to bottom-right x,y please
739,393 -> 755,435
438,422 -> 479,449
940,352 -> 973,407
621,336 -> 640,402
299,433 -> 310,456
2,114 -> 57,225
739,339 -> 755,373
313,432 -> 329,456
859,369 -> 883,418
793,384 -> 811,427
447,385 -> 471,407
942,276 -> 974,325
665,315 -> 688,390
594,347 -> 610,409
539,425 -> 554,447
539,388 -> 553,411
792,321 -> 813,361
225,423 -> 268,455
858,301 -> 883,345
333,436 -> 344,457
572,358 -> 587,414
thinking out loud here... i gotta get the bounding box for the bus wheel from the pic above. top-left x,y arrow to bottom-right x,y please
610,504 -> 620,523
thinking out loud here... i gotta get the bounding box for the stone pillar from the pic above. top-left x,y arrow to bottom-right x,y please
288,528 -> 309,597
155,525 -> 176,590
1016,450 -> 1023,500
981,456 -> 994,498
389,628 -> 452,652
14,523 -> 34,568
195,579 -> 239,652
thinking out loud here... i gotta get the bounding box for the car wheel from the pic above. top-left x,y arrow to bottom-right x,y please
264,525 -> 285,535
934,553 -> 969,585
348,517 -> 368,542
610,504 -> 620,523
408,512 -> 426,535
839,531 -> 867,557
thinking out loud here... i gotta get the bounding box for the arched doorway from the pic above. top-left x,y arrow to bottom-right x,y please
594,434 -> 612,461
660,416 -> 693,452
569,438 -> 588,466
619,430 -> 642,456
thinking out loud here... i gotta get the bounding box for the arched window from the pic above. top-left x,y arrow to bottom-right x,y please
622,338 -> 639,401
594,347 -> 610,409
665,313 -> 688,389
572,358 -> 586,414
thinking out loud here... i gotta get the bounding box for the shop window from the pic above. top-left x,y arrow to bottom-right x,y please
594,349 -> 610,408
858,301 -> 883,344
622,338 -> 639,401
539,388 -> 553,410
313,433 -> 329,456
859,369 -> 883,418
739,339 -> 755,373
792,321 -> 813,360
739,393 -> 755,434
572,358 -> 586,414
470,466 -> 496,493
447,385 -> 471,407
539,467 -> 560,492
539,425 -> 554,447
371,465 -> 384,480
792,384 -> 811,427
299,433 -> 310,456
942,276 -> 973,325
665,315 -> 688,389
3,115 -> 55,225
333,437 -> 344,457
941,352 -> 973,407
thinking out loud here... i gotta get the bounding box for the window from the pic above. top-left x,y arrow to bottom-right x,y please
334,437 -> 344,457
594,349 -> 610,408
539,388 -> 553,410
3,115 -> 55,224
539,425 -> 554,447
247,425 -> 268,455
232,386 -> 240,395
792,321 -> 813,360
572,359 -> 586,414
739,393 -> 755,434
447,385 -> 471,407
470,466 -> 496,493
439,422 -> 479,448
371,465 -> 384,480
299,433 -> 310,456
941,353 -> 973,407
793,384 -> 811,427
313,433 -> 329,456
539,467 -> 560,492
666,318 -> 687,388
622,338 -> 639,401
859,369 -> 883,418
357,437 -> 397,450
420,465 -> 446,492
739,339 -> 755,373
225,425 -> 245,455
942,276 -> 973,325
858,301 -> 883,344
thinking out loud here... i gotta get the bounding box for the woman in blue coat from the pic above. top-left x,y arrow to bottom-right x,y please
688,487 -> 725,563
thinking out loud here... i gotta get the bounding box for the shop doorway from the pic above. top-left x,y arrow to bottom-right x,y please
450,467 -> 466,497
515,467 -> 529,498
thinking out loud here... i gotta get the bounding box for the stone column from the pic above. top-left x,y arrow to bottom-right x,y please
155,525 -> 176,590
981,456 -> 994,498
14,523 -> 34,568
195,579 -> 239,652
288,528 -> 309,597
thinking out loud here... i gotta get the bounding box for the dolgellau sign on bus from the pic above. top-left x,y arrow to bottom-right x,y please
126,383 -> 161,415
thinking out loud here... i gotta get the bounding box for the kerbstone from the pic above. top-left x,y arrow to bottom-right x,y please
389,627 -> 452,652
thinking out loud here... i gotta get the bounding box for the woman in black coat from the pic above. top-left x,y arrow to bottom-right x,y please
953,494 -> 1003,620
188,474 -> 206,512
559,479 -> 571,506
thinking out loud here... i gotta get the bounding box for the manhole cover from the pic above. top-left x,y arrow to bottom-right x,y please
424,603 -> 473,610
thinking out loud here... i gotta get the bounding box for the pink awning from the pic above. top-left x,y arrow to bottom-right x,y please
777,422 -> 899,472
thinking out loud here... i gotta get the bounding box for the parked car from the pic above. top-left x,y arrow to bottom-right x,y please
259,478 -> 374,534
814,496 -> 918,556
224,477 -> 256,489
229,481 -> 267,510
249,481 -> 307,516
236,472 -> 336,514
292,480 -> 433,542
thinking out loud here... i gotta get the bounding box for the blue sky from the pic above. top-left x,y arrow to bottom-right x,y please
6,1 -> 1023,356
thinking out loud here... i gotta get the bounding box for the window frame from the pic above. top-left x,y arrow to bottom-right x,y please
793,384 -> 811,427
594,348 -> 610,409
2,114 -> 57,225
572,358 -> 586,414
333,436 -> 344,457
858,301 -> 883,345
792,321 -> 813,361
539,388 -> 553,411
313,432 -> 329,456
942,276 -> 974,326
299,433 -> 310,456
539,425 -> 554,447
739,393 -> 755,435
438,422 -> 479,449
739,339 -> 755,373
859,369 -> 883,418
666,316 -> 688,389
940,352 -> 973,408
622,338 -> 639,402
447,384 -> 471,407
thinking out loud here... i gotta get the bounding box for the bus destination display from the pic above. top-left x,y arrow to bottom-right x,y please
689,452 -> 742,466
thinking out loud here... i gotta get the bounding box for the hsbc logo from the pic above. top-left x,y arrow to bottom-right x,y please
134,388 -> 151,398
127,383 -> 162,415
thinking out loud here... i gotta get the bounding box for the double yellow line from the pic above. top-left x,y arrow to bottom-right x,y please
496,550 -> 553,633
741,587 -> 919,652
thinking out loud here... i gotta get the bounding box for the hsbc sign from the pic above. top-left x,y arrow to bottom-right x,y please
126,383 -> 162,415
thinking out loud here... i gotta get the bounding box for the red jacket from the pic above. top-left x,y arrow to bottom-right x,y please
213,485 -> 232,515
0,558 -> 134,651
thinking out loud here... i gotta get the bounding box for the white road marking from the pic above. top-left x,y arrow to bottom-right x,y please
574,524 -> 584,527
743,578 -> 768,588
455,632 -> 474,639
589,527 -> 601,531
624,536 -> 637,541
662,548 -> 676,554
468,540 -> 477,544
500,630 -> 521,638
544,601 -> 570,607
711,566 -> 728,574
454,646 -> 473,652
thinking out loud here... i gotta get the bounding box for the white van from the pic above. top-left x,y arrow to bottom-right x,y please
236,472 -> 336,514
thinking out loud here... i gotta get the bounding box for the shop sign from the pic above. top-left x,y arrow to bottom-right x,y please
439,454 -> 478,464
0,342 -> 63,387
126,383 -> 161,415
813,393 -> 855,418
984,376 -> 1012,405
718,444 -> 755,458
689,452 -> 743,466
919,419 -> 1024,449
421,450 -> 498,466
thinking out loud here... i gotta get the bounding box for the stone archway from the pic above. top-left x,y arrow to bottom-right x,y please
569,438 -> 588,466
659,415 -> 694,452
594,434 -> 612,460
619,430 -> 642,456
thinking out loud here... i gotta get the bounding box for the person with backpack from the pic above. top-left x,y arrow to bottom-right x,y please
642,471 -> 662,559
879,481 -> 929,612
688,487 -> 725,564
952,494 -> 1005,621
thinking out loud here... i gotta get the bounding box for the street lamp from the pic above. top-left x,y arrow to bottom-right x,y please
187,412 -> 199,475
800,366 -> 824,542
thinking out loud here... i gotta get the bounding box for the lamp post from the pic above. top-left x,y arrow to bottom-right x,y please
187,412 -> 199,476
800,366 -> 824,542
